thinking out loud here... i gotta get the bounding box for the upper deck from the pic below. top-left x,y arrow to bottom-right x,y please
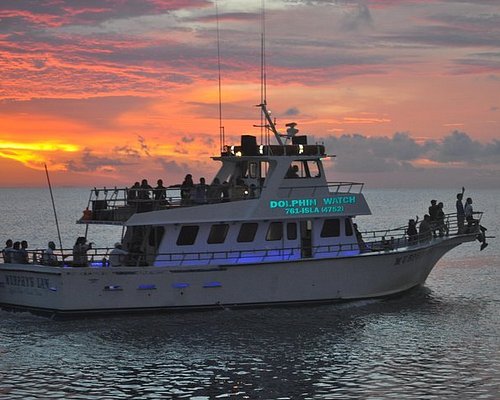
78,181 -> 369,226
79,132 -> 372,226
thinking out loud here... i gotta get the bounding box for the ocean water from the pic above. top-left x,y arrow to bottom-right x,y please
0,188 -> 499,399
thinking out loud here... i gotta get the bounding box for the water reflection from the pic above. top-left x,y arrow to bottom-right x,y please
1,281 -> 498,399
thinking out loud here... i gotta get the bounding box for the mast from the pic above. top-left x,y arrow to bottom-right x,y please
215,0 -> 225,152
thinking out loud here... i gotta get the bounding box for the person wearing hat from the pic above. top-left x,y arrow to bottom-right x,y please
109,242 -> 128,267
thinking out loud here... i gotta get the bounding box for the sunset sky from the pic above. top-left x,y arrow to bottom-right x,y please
0,0 -> 498,188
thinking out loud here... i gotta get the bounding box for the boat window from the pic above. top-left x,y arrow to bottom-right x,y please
266,222 -> 283,241
285,160 -> 321,179
285,162 -> 301,178
287,222 -> 297,240
345,219 -> 353,236
208,224 -> 229,244
248,162 -> 258,179
305,160 -> 321,178
260,161 -> 269,179
321,219 -> 340,237
237,223 -> 258,242
176,225 -> 199,246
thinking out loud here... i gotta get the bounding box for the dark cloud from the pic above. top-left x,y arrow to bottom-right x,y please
319,133 -> 420,173
284,107 -> 300,116
0,0 -> 211,29
156,158 -> 189,175
181,136 -> 194,143
0,96 -> 155,127
316,131 -> 500,174
427,131 -> 500,165
113,146 -> 141,159
137,135 -> 151,157
65,147 -> 136,172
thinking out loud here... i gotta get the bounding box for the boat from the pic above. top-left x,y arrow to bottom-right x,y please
0,101 -> 489,317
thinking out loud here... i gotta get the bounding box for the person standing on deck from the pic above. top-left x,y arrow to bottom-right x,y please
180,174 -> 194,205
109,242 -> 128,267
2,239 -> 13,263
154,179 -> 167,204
193,177 -> 208,204
19,240 -> 29,264
428,200 -> 439,236
42,241 -> 58,266
73,237 -> 92,267
456,187 -> 465,233
419,215 -> 432,243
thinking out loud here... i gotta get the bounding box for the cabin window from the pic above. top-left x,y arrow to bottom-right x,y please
260,161 -> 269,179
237,223 -> 258,242
285,162 -> 301,178
248,162 -> 258,179
176,225 -> 199,246
321,219 -> 340,237
305,160 -> 321,178
207,224 -> 229,244
266,222 -> 283,241
287,222 -> 297,240
345,219 -> 353,236
285,160 -> 321,179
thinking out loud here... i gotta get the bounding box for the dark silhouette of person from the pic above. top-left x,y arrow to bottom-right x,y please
428,199 -> 439,236
139,179 -> 152,200
436,202 -> 448,237
127,181 -> 140,205
154,179 -> 168,205
20,240 -> 29,264
419,214 -> 432,243
407,218 -> 418,245
286,164 -> 299,178
456,187 -> 465,233
181,174 -> 194,205
137,179 -> 153,212
464,197 -> 488,250
193,177 -> 208,204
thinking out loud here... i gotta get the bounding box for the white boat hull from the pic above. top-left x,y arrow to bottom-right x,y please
0,236 -> 474,317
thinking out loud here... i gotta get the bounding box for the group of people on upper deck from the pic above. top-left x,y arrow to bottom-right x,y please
125,175 -> 253,209
128,179 -> 168,203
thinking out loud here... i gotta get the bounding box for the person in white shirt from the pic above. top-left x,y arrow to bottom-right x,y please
42,241 -> 58,266
109,242 -> 128,267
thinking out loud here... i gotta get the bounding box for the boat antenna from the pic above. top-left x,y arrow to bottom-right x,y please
257,0 -> 284,146
215,0 -> 225,152
44,163 -> 63,252
260,0 -> 267,145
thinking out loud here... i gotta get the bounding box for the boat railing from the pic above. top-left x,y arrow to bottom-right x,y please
78,182 -> 364,224
78,185 -> 263,224
359,211 -> 483,251
3,212 -> 483,267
